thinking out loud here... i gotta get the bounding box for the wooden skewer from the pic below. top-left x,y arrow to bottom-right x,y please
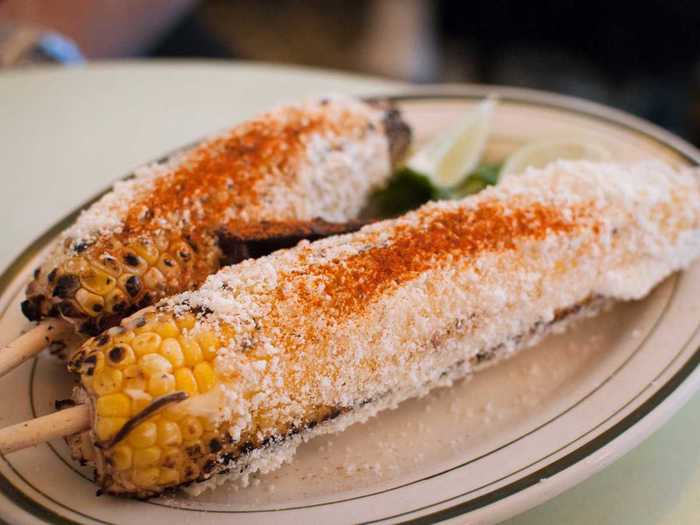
0,319 -> 72,378
0,404 -> 90,454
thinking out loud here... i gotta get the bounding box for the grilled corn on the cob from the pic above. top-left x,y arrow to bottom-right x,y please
67,160 -> 700,497
23,96 -> 411,335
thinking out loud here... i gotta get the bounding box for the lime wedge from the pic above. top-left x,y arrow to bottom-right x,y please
501,139 -> 612,178
406,98 -> 495,190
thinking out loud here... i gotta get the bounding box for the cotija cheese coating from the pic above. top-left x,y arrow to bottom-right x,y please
66,160 -> 700,498
23,96 -> 411,335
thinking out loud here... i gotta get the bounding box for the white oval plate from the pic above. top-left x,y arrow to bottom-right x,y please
1,88 -> 700,525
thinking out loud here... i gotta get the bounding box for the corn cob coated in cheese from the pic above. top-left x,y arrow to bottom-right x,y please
23,96 -> 411,335
67,160 -> 700,497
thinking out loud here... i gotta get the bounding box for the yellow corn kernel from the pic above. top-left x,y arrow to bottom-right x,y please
155,320 -> 180,338
80,267 -> 116,295
193,362 -> 216,393
124,377 -> 147,392
180,338 -> 203,366
131,467 -> 160,488
112,330 -> 135,345
95,416 -> 127,441
158,468 -> 180,485
157,255 -> 180,280
148,373 -> 175,397
175,313 -> 196,330
160,338 -> 184,368
161,447 -> 184,469
112,445 -> 132,471
140,354 -> 172,377
104,288 -> 129,314
96,393 -> 131,417
180,416 -> 203,441
129,421 -> 157,449
131,240 -> 159,265
196,331 -> 219,361
174,368 -> 198,396
162,404 -> 186,422
157,420 -> 182,447
132,333 -> 162,357
123,364 -> 143,380
75,289 -> 104,317
92,368 -> 123,396
106,344 -> 136,368
129,393 -> 153,415
133,446 -> 162,468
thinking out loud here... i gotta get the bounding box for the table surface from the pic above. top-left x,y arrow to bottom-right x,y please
0,61 -> 698,525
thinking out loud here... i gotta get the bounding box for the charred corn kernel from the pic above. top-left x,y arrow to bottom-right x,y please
131,467 -> 160,488
133,446 -> 162,468
129,421 -> 157,449
129,393 -> 153,415
172,242 -> 193,264
143,268 -> 166,290
112,445 -> 132,471
119,273 -> 144,299
123,364 -> 143,379
95,254 -> 122,277
148,373 -> 175,397
174,368 -> 198,396
175,313 -> 196,330
155,321 -> 180,338
157,420 -> 182,447
157,255 -> 180,280
96,393 -> 131,417
140,354 -> 172,377
75,289 -> 104,317
180,338 -> 203,366
104,288 -> 128,314
160,338 -> 184,368
92,368 -> 123,395
131,240 -> 159,265
95,416 -> 127,441
158,468 -> 180,485
132,333 -> 162,356
80,267 -> 116,295
106,344 -> 136,368
180,416 -> 203,441
193,362 -> 216,393
196,331 -> 219,360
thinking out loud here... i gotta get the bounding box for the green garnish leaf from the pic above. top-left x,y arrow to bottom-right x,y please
367,168 -> 438,218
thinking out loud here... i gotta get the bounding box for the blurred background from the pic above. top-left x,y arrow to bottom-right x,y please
2,0 -> 700,143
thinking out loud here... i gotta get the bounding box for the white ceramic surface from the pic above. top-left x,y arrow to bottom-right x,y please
0,63 -> 699,525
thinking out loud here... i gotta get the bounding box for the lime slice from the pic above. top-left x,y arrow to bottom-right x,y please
501,139 -> 612,178
406,98 -> 495,189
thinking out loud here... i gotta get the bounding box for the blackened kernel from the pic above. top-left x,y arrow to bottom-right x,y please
209,438 -> 222,453
137,293 -> 153,309
86,366 -> 95,376
134,317 -> 147,328
57,300 -> 82,319
53,275 -> 80,299
124,253 -> 140,267
96,334 -> 110,346
33,267 -> 41,279
84,354 -> 97,365
203,460 -> 216,473
163,258 -> 175,267
47,268 -> 58,283
108,346 -> 125,362
125,276 -> 141,297
74,241 -> 90,253
92,303 -> 103,313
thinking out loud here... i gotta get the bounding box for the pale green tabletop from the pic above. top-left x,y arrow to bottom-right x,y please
0,62 -> 697,524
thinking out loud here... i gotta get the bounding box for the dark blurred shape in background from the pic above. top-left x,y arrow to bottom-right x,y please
3,0 -> 700,144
